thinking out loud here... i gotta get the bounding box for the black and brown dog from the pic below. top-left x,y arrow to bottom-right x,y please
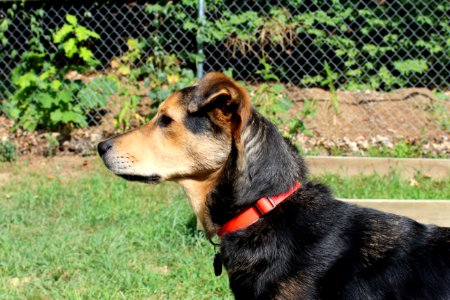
98,72 -> 450,299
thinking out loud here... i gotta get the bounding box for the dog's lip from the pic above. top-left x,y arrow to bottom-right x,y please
118,174 -> 161,184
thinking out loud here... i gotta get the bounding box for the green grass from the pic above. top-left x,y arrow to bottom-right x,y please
319,172 -> 450,199
295,141 -> 449,159
0,159 -> 448,299
0,162 -> 232,299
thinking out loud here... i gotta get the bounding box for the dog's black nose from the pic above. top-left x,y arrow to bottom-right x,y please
97,140 -> 113,157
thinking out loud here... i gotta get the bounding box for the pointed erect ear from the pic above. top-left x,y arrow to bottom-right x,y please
188,72 -> 251,139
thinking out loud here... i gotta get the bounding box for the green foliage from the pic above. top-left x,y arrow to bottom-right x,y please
110,39 -> 196,131
251,82 -> 291,127
146,63 -> 196,119
145,1 -> 449,91
366,141 -> 429,158
322,61 -> 339,115
78,76 -> 118,109
0,4 -> 15,52
290,99 -> 317,137
392,59 -> 428,76
429,91 -> 449,132
250,82 -> 317,137
251,58 -> 318,137
115,90 -> 142,132
111,38 -> 146,77
53,14 -> 100,68
0,139 -> 17,162
5,13 -> 102,131
256,58 -> 279,81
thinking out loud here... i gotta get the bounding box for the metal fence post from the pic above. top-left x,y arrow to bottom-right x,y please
197,0 -> 205,80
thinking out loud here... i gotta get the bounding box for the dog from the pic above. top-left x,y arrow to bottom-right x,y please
98,72 -> 450,299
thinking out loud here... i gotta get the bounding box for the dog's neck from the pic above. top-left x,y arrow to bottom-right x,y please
207,109 -> 307,228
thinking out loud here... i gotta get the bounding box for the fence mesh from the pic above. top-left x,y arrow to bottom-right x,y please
0,1 -> 448,156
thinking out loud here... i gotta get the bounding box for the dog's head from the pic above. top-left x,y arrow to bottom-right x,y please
98,72 -> 251,232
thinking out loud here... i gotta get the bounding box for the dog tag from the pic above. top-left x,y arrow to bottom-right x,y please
213,252 -> 222,276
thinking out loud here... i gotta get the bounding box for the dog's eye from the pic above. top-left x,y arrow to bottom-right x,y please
158,114 -> 173,128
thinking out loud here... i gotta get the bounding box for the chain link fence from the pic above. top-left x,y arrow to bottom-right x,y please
0,1 -> 448,156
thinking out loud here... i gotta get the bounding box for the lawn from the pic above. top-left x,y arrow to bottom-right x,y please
0,157 -> 449,299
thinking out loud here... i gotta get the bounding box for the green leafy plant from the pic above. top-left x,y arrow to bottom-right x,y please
115,89 -> 142,132
0,4 -> 15,53
251,82 -> 317,138
251,83 -> 290,128
252,59 -> 317,137
53,14 -> 100,69
111,38 -> 146,78
146,54 -> 196,117
322,62 -> 340,117
256,58 -> 279,81
289,99 -> 317,137
111,40 -> 196,131
0,139 -> 17,162
4,14 -> 103,131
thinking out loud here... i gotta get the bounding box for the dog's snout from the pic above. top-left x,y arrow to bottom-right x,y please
97,140 -> 113,157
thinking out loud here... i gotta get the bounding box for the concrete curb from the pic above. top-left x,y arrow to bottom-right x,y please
305,156 -> 450,179
341,199 -> 450,227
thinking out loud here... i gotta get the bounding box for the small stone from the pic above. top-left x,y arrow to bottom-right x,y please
348,142 -> 358,153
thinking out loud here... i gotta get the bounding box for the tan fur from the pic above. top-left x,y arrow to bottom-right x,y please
178,170 -> 222,237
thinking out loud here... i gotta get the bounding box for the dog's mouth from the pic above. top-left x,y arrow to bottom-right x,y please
118,174 -> 161,184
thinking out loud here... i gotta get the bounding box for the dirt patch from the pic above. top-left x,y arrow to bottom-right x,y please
23,155 -> 98,179
0,156 -> 99,185
0,172 -> 11,185
289,87 -> 449,140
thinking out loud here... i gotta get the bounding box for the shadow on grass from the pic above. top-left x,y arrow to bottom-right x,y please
185,213 -> 202,237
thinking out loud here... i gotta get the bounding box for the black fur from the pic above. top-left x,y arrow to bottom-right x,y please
206,109 -> 450,299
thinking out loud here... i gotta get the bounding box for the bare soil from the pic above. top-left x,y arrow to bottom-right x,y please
289,87 -> 449,140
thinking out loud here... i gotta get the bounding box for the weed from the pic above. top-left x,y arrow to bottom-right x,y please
44,134 -> 59,157
115,92 -> 143,132
256,58 -> 279,81
253,59 -> 317,137
366,141 -> 428,158
430,91 -> 449,132
0,139 -> 17,162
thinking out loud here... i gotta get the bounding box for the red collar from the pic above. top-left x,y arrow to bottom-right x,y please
217,181 -> 301,238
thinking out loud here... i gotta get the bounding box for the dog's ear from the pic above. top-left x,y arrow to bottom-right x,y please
188,72 -> 251,139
